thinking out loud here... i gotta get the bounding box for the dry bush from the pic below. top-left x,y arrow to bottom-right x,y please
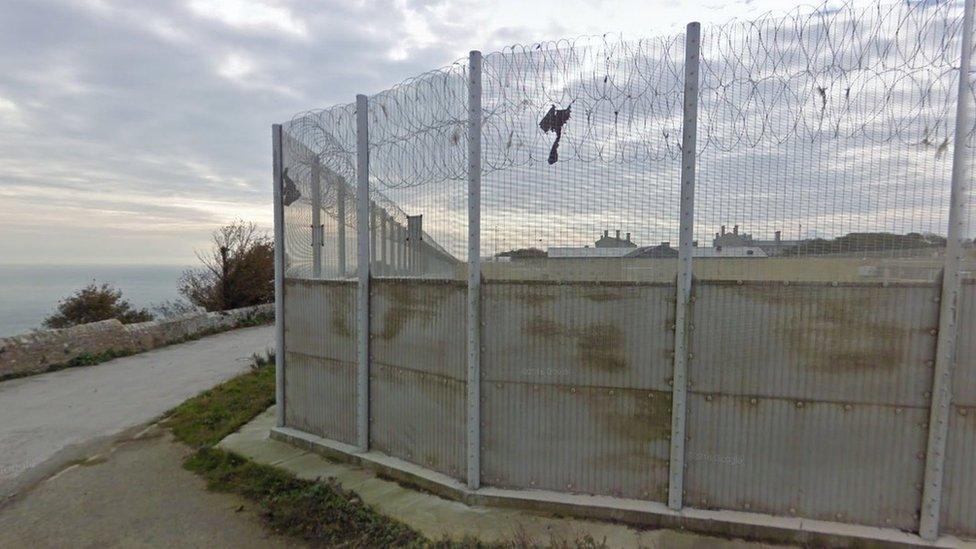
179,221 -> 274,312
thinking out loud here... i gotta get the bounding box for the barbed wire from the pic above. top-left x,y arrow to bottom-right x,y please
482,33 -> 687,170
286,0 -> 971,186
697,0 -> 968,153
281,0 -> 974,264
282,99 -> 456,259
367,63 -> 469,190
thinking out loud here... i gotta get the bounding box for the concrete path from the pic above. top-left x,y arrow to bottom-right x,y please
0,424 -> 301,549
0,324 -> 274,501
221,407 -> 784,548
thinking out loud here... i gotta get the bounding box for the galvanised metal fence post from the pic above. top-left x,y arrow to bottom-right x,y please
311,156 -> 323,278
272,124 -> 286,428
668,21 -> 701,511
920,0 -> 974,539
466,49 -> 483,490
356,94 -> 371,452
337,178 -> 347,278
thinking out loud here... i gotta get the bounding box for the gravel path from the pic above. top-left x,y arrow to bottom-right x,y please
0,324 -> 273,501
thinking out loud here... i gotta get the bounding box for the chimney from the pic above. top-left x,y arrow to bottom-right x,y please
661,241 -> 670,248
626,232 -> 631,242
615,229 -> 621,240
604,230 -> 609,238
733,225 -> 739,235
775,230 -> 782,243
692,240 -> 698,247
721,225 -> 726,235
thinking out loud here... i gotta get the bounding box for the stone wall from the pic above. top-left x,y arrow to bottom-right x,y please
0,304 -> 274,379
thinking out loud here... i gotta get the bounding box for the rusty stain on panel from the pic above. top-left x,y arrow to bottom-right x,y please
326,284 -> 354,337
482,383 -> 671,501
526,318 -> 627,372
279,277 -> 969,533
367,280 -> 467,481
690,283 -> 938,406
373,279 -> 452,340
603,388 -> 673,448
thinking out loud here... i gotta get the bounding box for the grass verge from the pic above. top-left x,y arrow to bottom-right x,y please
185,449 -> 424,547
163,352 -> 427,547
162,353 -> 611,548
163,352 -> 276,448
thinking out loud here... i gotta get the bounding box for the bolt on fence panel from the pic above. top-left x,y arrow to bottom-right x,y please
685,0 -> 970,532
362,62 -> 471,480
367,63 -> 469,281
271,0 -> 976,541
278,104 -> 361,446
283,104 -> 360,280
477,34 -> 686,501
479,35 -> 687,283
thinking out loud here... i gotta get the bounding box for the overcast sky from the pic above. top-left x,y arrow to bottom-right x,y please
0,0 -> 877,266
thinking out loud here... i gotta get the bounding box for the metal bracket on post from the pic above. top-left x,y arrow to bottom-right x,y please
355,94 -> 371,453
310,156 -> 323,278
920,0 -> 974,540
272,124 -> 286,428
466,49 -> 483,491
668,22 -> 701,511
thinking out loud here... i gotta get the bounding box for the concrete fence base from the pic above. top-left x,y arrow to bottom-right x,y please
269,425 -> 956,548
0,304 -> 274,379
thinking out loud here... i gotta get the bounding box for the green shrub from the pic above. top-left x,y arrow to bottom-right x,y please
44,283 -> 153,329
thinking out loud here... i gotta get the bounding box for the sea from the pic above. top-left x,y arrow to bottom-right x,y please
0,264 -> 190,338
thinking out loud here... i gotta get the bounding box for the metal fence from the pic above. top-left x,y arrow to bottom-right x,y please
271,0 -> 975,542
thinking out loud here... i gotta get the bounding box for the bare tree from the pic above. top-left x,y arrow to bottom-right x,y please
179,221 -> 274,311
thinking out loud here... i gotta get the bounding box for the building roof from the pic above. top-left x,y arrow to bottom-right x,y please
547,247 -> 635,258
595,230 -> 637,248
547,245 -> 768,258
694,246 -> 768,258
627,244 -> 678,258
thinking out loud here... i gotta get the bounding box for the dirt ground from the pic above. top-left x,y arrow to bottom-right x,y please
0,424 -> 302,549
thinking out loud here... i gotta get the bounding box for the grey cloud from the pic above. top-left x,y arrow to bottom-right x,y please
0,0 -> 967,266
0,0 -> 498,263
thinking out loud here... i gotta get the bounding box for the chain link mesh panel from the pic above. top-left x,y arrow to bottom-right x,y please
282,103 -> 359,280
682,1 -> 972,530
481,35 -> 686,281
279,105 -> 361,445
275,0 -> 976,536
367,63 -> 469,279
693,1 -> 964,283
